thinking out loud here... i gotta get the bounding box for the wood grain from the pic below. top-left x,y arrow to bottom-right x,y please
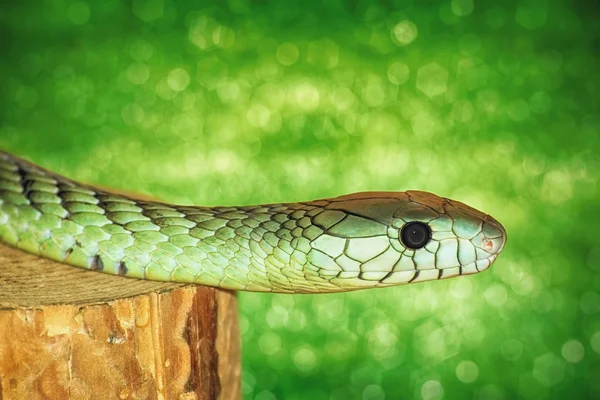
0,244 -> 241,400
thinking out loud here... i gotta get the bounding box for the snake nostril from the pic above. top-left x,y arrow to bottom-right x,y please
482,238 -> 494,252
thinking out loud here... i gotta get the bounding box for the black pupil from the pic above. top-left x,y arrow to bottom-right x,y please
400,222 -> 431,249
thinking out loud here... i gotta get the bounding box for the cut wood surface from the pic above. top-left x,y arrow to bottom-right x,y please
0,243 -> 241,400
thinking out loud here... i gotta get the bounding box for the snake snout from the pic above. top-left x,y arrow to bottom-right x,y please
482,214 -> 507,256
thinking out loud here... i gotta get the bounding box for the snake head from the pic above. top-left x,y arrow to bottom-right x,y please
308,191 -> 507,290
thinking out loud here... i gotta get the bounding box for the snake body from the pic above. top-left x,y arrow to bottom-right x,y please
0,151 -> 506,293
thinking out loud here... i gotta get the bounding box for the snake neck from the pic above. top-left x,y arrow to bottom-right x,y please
0,151 -> 357,292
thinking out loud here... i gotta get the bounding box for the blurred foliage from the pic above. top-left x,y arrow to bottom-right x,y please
1,0 -> 599,399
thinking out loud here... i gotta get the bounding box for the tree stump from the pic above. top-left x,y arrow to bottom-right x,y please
0,243 -> 241,400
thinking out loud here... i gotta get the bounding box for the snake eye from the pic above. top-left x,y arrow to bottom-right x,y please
400,222 -> 431,249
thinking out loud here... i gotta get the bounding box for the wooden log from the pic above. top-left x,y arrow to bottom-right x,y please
0,243 -> 241,400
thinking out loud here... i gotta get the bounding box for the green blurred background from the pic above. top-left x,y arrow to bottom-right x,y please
1,0 -> 599,398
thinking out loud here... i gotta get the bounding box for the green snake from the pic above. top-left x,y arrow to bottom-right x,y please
0,150 -> 506,293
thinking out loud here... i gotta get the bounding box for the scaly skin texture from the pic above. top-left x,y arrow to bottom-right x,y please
0,151 -> 507,293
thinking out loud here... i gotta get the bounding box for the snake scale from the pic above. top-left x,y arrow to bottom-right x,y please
0,150 -> 506,293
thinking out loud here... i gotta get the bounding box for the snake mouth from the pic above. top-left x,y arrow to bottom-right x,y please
426,254 -> 500,279
374,253 -> 500,285
460,254 -> 498,275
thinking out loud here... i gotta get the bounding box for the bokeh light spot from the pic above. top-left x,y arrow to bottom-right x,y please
411,112 -> 436,137
452,100 -> 474,122
331,87 -> 355,111
457,57 -> 489,90
522,156 -> 546,177
213,25 -> 236,48
532,291 -> 555,314
130,40 -> 154,61
533,353 -> 565,387
421,380 -> 443,400
121,103 -> 145,126
591,332 -> 600,355
464,320 -> 486,344
292,346 -> 318,374
449,277 -> 472,299
188,15 -> 220,49
208,150 -> 240,174
484,283 -> 508,307
416,63 -> 448,98
498,53 -> 521,75
459,34 -> 481,55
132,0 -> 164,23
541,170 -> 573,205
456,360 -> 479,383
167,68 -> 190,91
293,83 -> 320,111
579,291 -> 600,315
387,61 -> 410,85
254,391 -> 276,400
15,86 -> 39,109
54,86 -> 86,119
511,273 -> 543,297
127,62 -> 150,85
68,2 -> 90,25
156,79 -> 176,100
362,80 -> 385,107
477,384 -> 504,400
307,38 -> 339,70
451,0 -> 474,17
439,3 -> 460,25
217,80 -> 242,103
392,20 -> 418,46
258,332 -> 281,356
276,43 -> 299,66
507,98 -> 530,121
196,56 -> 229,89
171,114 -> 198,137
529,91 -> 552,114
246,104 -> 271,128
19,54 -> 42,78
255,57 -> 281,81
561,340 -> 584,363
541,50 -> 563,72
363,384 -> 385,400
53,65 -> 76,87
516,1 -> 548,30
518,374 -> 549,400
486,6 -> 508,28
588,247 -> 600,272
501,338 -> 523,361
